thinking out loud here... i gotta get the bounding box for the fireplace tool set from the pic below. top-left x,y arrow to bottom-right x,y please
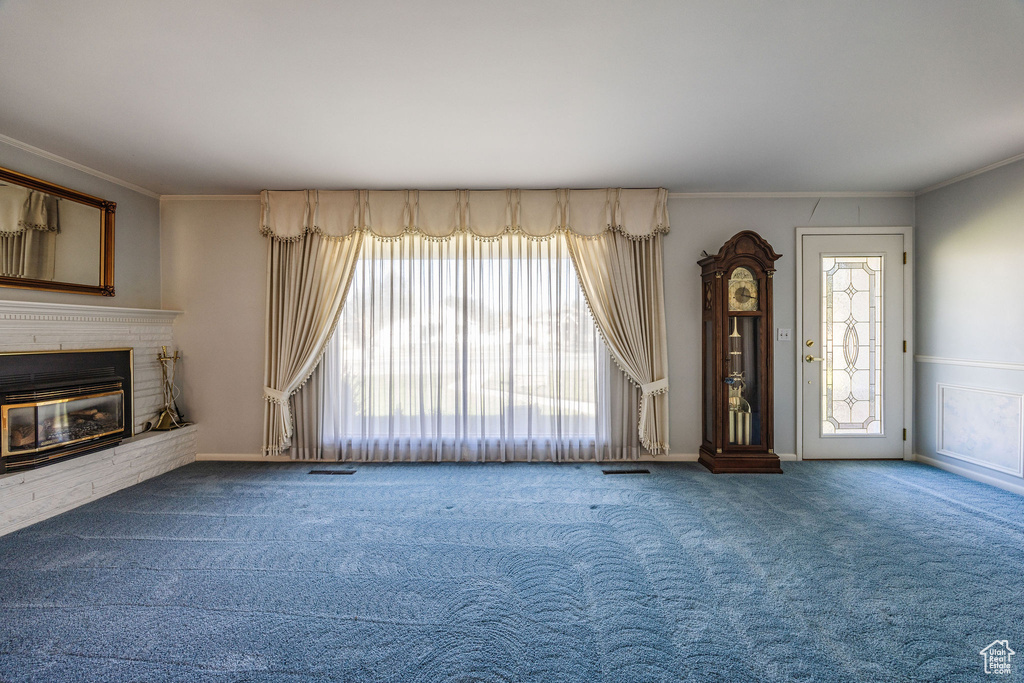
152,346 -> 186,430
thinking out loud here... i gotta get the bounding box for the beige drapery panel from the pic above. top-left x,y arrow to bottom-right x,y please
566,232 -> 670,453
261,188 -> 670,456
262,226 -> 363,456
0,185 -> 59,279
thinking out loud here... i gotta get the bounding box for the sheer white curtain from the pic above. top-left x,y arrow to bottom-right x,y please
315,232 -> 624,462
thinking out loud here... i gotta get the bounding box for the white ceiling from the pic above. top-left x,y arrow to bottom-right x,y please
1,0 -> 1023,196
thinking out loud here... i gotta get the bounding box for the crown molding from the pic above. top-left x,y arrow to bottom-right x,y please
0,133 -> 160,199
165,191 -> 915,201
916,151 -> 1024,196
667,191 -> 914,199
160,194 -> 260,201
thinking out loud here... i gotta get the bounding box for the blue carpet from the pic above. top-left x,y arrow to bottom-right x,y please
1,461 -> 1022,682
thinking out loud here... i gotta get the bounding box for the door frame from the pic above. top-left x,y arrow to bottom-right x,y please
794,226 -> 915,461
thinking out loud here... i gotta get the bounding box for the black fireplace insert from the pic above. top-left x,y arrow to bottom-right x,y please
0,349 -> 133,473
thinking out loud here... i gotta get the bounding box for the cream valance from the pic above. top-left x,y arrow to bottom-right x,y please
260,188 -> 669,241
0,185 -> 60,237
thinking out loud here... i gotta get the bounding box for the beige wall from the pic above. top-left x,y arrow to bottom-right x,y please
160,198 -> 264,455
162,194 -> 914,457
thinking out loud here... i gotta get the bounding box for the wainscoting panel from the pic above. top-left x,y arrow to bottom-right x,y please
916,354 -> 1024,492
936,384 -> 1024,476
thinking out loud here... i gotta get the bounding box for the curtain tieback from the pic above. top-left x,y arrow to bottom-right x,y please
638,378 -> 668,434
263,386 -> 293,439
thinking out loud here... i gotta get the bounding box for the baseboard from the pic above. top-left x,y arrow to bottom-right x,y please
914,453 -> 1024,496
196,451 -> 797,464
197,452 -> 706,463
640,453 -> 698,462
196,453 -> 292,462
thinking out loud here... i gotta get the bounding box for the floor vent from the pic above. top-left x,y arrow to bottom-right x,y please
309,470 -> 356,475
601,468 -> 650,475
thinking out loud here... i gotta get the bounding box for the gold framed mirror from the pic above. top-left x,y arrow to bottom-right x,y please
0,165 -> 115,296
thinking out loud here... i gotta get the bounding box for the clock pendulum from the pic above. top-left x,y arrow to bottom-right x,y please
727,318 -> 752,445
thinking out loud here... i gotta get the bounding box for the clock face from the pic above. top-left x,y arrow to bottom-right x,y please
728,267 -> 759,311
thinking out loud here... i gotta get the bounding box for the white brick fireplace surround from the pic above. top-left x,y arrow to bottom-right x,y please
0,300 -> 198,536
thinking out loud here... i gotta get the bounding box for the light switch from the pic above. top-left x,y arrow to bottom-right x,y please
777,328 -> 792,341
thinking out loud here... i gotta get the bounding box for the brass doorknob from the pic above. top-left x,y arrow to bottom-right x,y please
805,355 -> 824,363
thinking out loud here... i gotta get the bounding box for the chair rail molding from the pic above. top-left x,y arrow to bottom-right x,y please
915,355 -> 1024,372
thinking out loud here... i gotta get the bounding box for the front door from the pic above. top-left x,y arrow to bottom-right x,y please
800,233 -> 906,459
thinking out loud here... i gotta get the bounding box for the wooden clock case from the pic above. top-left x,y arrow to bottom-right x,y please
698,231 -> 782,474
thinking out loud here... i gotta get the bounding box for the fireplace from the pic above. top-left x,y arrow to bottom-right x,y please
0,350 -> 133,473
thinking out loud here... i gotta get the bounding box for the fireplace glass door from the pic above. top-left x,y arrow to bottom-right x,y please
4,390 -> 124,457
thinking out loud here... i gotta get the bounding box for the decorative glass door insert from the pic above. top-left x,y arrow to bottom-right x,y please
821,255 -> 884,436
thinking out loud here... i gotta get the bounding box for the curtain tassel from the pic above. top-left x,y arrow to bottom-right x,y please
264,386 -> 293,440
638,377 -> 668,439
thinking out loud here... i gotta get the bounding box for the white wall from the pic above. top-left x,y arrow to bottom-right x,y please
0,139 -> 161,308
162,194 -> 914,458
914,159 -> 1024,492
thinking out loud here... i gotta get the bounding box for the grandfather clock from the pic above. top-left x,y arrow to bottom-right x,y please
698,231 -> 782,474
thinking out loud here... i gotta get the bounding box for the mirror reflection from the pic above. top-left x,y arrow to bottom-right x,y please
0,166 -> 114,296
0,184 -> 102,284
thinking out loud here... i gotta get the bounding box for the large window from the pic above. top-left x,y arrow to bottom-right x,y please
319,232 -> 611,461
